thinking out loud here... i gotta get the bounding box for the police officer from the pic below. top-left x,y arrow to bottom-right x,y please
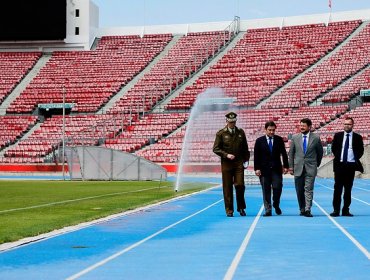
213,112 -> 250,217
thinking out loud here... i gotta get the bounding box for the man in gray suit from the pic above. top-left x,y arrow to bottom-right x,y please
288,118 -> 323,217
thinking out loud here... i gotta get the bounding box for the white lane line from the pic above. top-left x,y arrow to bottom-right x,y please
354,186 -> 370,193
224,204 -> 264,280
314,200 -> 370,260
322,178 -> 370,191
352,198 -> 370,206
1,186 -> 221,253
316,182 -> 370,206
352,179 -> 370,186
65,199 -> 223,280
0,187 -> 162,214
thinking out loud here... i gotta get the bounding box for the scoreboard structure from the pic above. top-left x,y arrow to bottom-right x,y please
0,0 -> 67,41
0,0 -> 98,51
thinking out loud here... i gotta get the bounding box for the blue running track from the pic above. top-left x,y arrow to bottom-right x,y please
0,178 -> 369,279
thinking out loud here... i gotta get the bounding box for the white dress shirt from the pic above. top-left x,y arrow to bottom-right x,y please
340,131 -> 355,162
265,135 -> 274,145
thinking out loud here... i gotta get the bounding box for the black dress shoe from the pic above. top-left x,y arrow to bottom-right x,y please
303,210 -> 313,217
274,207 -> 282,215
239,209 -> 246,216
300,210 -> 305,216
226,213 -> 233,217
330,211 -> 340,217
342,212 -> 354,217
263,211 -> 272,217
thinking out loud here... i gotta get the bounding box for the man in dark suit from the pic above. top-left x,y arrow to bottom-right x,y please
254,121 -> 289,216
330,117 -> 364,217
289,118 -> 323,217
213,112 -> 250,217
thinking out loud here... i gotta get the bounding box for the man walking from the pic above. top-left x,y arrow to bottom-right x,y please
254,121 -> 289,216
213,112 -> 250,217
330,117 -> 364,217
289,118 -> 323,217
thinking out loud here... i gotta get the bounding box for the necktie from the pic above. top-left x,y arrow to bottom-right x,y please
268,137 -> 273,152
303,135 -> 307,154
343,133 -> 350,162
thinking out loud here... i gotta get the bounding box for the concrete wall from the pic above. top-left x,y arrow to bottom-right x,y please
318,145 -> 370,178
65,0 -> 99,49
317,156 -> 335,178
241,9 -> 370,30
95,9 -> 370,37
359,145 -> 370,178
96,20 -> 234,37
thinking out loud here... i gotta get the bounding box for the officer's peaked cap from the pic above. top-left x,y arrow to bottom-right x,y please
225,112 -> 237,122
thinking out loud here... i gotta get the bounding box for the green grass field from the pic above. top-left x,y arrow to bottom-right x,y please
0,180 -> 212,244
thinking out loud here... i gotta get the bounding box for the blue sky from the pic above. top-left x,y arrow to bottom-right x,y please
92,0 -> 370,28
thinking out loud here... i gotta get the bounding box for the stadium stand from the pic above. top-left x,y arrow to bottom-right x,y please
6,34 -> 172,113
0,14 -> 370,169
2,114 -> 124,163
136,106 -> 348,163
263,21 -> 369,108
103,112 -> 188,152
0,52 -> 41,103
318,103 -> 370,146
322,66 -> 370,103
108,31 -> 232,114
166,20 -> 361,110
0,116 -> 38,150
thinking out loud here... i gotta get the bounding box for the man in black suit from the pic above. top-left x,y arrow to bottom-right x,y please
330,117 -> 364,217
254,121 -> 289,216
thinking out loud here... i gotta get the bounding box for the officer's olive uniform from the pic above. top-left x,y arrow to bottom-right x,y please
213,126 -> 250,215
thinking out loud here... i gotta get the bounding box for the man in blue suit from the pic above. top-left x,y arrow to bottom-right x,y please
330,117 -> 364,217
254,121 -> 289,216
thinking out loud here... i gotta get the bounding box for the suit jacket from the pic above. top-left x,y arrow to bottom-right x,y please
288,132 -> 323,177
254,135 -> 289,176
331,131 -> 364,173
